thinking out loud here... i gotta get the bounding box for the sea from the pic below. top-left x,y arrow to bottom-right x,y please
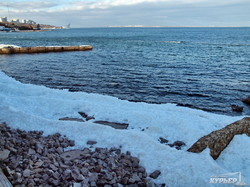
0,27 -> 250,115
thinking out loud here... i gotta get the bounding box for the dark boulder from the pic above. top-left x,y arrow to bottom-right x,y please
149,170 -> 161,179
231,105 -> 243,112
242,96 -> 250,105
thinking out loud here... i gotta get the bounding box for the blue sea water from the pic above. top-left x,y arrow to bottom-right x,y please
0,27 -> 250,115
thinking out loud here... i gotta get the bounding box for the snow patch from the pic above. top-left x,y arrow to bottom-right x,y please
0,71 -> 249,186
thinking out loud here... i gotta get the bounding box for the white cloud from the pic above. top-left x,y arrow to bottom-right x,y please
0,0 -> 250,27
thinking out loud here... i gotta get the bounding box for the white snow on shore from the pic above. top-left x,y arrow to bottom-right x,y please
0,44 -> 20,48
0,71 -> 249,186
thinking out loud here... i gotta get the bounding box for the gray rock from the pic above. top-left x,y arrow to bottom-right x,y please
80,168 -> 89,176
131,173 -> 141,182
73,183 -> 82,187
35,143 -> 43,154
34,161 -> 44,168
71,168 -> 82,181
121,177 -> 129,185
52,171 -> 60,179
89,173 -> 98,182
23,169 -> 31,177
49,164 -> 58,171
131,157 -> 140,168
104,185 -> 112,187
0,149 -> 10,160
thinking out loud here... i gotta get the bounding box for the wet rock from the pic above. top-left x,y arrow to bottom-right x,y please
231,105 -> 243,112
242,96 -> 250,105
149,170 -> 161,179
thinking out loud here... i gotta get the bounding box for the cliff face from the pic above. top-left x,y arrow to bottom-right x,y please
187,117 -> 250,160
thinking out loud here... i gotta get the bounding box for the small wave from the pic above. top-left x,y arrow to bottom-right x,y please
187,93 -> 210,98
162,41 -> 185,44
201,42 -> 250,47
107,82 -> 120,87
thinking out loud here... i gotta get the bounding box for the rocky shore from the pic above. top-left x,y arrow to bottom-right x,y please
0,123 -> 165,187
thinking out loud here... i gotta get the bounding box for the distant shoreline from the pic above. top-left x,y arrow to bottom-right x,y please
69,26 -> 250,29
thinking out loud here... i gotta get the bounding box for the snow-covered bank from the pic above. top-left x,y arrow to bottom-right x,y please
0,71 -> 249,186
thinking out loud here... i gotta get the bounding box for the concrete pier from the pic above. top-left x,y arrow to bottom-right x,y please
0,45 -> 93,54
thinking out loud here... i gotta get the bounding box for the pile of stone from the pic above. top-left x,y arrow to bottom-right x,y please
187,117 -> 250,160
0,123 -> 164,187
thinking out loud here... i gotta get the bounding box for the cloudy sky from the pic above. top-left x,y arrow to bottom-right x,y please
0,0 -> 250,27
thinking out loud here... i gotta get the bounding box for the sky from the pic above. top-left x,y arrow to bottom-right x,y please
0,0 -> 250,27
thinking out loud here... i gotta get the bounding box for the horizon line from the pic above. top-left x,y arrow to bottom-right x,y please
72,26 -> 250,28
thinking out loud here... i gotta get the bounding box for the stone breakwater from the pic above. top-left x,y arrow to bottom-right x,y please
0,45 -> 93,54
187,117 -> 250,160
0,124 -> 164,187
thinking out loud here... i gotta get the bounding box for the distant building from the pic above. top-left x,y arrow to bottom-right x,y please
21,19 -> 36,24
0,17 -> 7,22
26,20 -> 36,24
21,19 -> 27,24
11,18 -> 20,23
